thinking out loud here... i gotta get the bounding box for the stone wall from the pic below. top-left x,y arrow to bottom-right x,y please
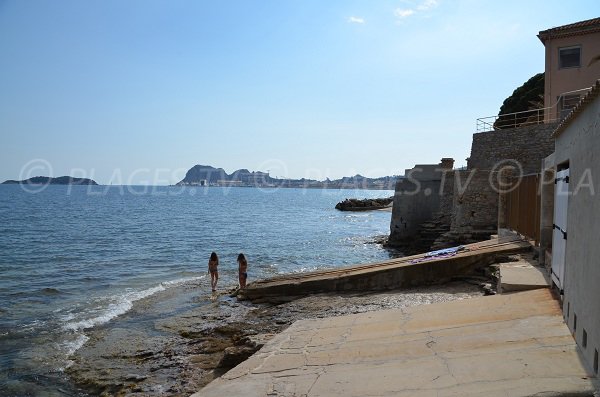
389,178 -> 443,245
467,123 -> 558,174
433,170 -> 500,247
432,124 -> 558,248
449,170 -> 499,234
390,124 -> 559,252
388,160 -> 454,247
438,170 -> 456,224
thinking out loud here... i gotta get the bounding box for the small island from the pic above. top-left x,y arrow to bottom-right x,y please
2,176 -> 98,185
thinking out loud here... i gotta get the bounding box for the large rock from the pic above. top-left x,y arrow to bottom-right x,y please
335,197 -> 393,211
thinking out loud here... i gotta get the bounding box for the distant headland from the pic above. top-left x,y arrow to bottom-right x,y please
2,176 -> 98,185
176,165 -> 398,190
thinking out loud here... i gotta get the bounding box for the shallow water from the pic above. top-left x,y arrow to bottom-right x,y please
0,185 -> 395,395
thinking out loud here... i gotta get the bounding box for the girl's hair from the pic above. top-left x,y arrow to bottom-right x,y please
210,252 -> 218,261
237,253 -> 246,262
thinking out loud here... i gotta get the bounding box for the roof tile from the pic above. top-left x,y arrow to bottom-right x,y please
538,17 -> 600,43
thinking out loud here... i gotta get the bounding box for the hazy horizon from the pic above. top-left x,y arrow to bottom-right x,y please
2,1 -> 599,184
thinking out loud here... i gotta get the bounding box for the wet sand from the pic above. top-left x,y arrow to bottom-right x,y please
66,278 -> 487,396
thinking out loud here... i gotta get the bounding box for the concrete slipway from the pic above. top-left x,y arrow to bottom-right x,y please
239,238 -> 531,303
194,289 -> 599,396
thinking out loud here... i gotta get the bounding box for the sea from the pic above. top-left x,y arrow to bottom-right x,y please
0,185 -> 396,396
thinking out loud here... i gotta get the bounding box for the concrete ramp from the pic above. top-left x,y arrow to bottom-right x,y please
193,289 -> 598,397
240,238 -> 531,302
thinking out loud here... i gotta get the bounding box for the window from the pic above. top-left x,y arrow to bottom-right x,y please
559,46 -> 581,68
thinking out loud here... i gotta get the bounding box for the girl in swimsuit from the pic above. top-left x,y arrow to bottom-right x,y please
237,253 -> 248,289
208,252 -> 219,291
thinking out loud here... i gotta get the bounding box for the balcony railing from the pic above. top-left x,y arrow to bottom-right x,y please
476,86 -> 594,133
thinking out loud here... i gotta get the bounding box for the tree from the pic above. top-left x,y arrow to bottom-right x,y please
494,73 -> 544,129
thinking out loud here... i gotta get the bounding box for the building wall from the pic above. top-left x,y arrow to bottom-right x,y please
544,32 -> 600,121
539,153 -> 556,268
467,123 -> 558,174
554,94 -> 600,374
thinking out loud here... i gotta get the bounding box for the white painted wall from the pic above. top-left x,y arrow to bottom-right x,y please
554,93 -> 600,374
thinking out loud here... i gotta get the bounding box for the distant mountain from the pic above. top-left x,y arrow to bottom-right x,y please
176,165 -> 399,190
2,176 -> 98,185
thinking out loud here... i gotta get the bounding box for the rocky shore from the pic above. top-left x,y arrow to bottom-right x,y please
66,279 -> 487,396
335,197 -> 393,211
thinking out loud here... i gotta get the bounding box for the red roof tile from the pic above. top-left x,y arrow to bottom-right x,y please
538,17 -> 600,43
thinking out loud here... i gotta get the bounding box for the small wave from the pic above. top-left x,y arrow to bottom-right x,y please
62,333 -> 89,357
18,319 -> 48,332
162,275 -> 205,287
40,287 -> 63,295
80,276 -> 102,282
0,326 -> 12,338
62,275 -> 206,333
290,266 -> 328,273
344,213 -> 369,218
59,312 -> 75,322
63,284 -> 166,332
8,291 -> 29,298
58,274 -> 208,361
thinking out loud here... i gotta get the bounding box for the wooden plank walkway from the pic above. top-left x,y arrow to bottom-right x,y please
239,237 -> 532,302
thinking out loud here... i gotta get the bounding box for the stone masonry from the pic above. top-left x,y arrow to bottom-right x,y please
390,123 -> 559,252
387,159 -> 454,251
467,123 -> 557,174
434,123 -> 558,249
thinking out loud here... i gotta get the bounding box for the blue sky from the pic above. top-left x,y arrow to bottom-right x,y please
1,0 -> 599,184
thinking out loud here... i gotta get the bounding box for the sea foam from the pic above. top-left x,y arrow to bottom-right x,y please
64,277 -> 204,332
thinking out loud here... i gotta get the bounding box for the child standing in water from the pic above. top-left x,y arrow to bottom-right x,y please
208,252 -> 219,292
237,253 -> 248,289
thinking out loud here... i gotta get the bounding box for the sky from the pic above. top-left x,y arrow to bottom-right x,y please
1,0 -> 599,185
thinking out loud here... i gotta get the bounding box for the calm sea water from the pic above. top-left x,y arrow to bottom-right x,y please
0,185 -> 394,395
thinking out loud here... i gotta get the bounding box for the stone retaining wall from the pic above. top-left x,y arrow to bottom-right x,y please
467,123 -> 558,174
450,170 -> 499,233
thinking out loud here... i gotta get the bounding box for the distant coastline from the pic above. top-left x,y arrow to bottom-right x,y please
2,176 -> 98,185
176,164 -> 400,190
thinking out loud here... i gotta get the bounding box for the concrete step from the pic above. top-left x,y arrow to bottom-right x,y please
497,254 -> 550,293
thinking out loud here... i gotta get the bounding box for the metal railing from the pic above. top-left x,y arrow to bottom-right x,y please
476,86 -> 594,133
